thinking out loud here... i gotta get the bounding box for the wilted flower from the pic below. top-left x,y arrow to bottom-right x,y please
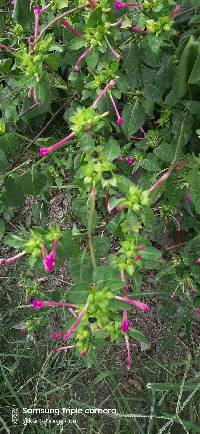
73,47 -> 93,72
109,94 -> 123,125
114,1 -> 143,9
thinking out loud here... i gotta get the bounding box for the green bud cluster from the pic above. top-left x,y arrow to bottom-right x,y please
75,287 -> 115,353
25,226 -> 60,257
146,129 -> 160,148
112,237 -> 142,276
146,16 -> 174,34
87,62 -> 119,91
121,185 -> 149,213
79,146 -> 117,188
85,24 -> 110,47
70,107 -> 106,135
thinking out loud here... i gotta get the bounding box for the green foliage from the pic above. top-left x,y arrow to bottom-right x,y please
1,0 -> 200,387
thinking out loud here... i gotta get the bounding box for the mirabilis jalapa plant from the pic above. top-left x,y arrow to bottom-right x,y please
1,0 -> 200,368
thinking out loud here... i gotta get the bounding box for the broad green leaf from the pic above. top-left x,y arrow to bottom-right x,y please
86,48 -> 99,70
140,154 -> 161,172
108,197 -> 125,212
128,328 -> 149,344
122,102 -> 145,139
69,39 -> 85,50
56,0 -> 68,9
57,230 -> 80,261
2,177 -> 25,208
166,36 -> 198,106
13,0 -> 33,25
3,233 -> 27,249
19,170 -> 49,196
103,137 -> 121,161
65,283 -> 89,304
0,220 -> 5,240
72,198 -> 98,229
68,251 -> 93,284
93,265 -> 123,291
93,236 -> 111,260
0,149 -> 8,174
189,43 -> 200,84
140,246 -> 161,261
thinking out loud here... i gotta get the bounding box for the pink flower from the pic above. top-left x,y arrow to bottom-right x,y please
196,258 -> 200,264
137,244 -> 145,250
109,94 -> 123,126
34,6 -> 43,39
55,346 -> 74,352
63,303 -> 89,340
114,1 -> 143,9
51,303 -> 89,341
0,44 -> 17,52
121,319 -> 130,333
115,295 -> 150,312
194,308 -> 200,314
81,351 -> 88,357
92,80 -> 116,109
148,168 -> 172,193
62,19 -> 83,37
88,0 -> 96,9
41,239 -> 59,273
186,192 -> 191,203
171,4 -> 181,17
73,46 -> 93,72
0,251 -> 26,266
114,156 -> 135,165
135,254 -> 142,261
39,132 -> 75,156
32,299 -> 78,310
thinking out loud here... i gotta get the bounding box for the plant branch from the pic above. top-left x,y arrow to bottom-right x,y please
87,187 -> 97,270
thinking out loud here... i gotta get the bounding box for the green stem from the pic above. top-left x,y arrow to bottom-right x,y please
87,188 -> 97,270
172,120 -> 185,164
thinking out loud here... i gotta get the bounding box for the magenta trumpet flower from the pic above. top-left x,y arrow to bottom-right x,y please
62,19 -> 83,37
88,0 -> 96,9
0,251 -> 26,266
0,44 -> 17,52
41,239 -> 59,273
63,302 -> 89,339
32,299 -> 78,310
109,94 -> 123,125
114,1 -> 143,9
73,46 -> 93,72
131,27 -> 148,34
55,345 -> 75,352
148,168 -> 172,193
92,80 -> 116,109
39,132 -> 75,156
115,295 -> 150,312
194,308 -> 200,314
114,156 -> 135,165
34,7 -> 43,39
51,302 -> 89,341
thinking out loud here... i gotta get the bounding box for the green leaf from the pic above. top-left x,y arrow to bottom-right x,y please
19,170 -> 49,196
56,0 -> 68,9
2,177 -> 25,208
57,230 -> 80,261
69,39 -> 85,50
166,36 -> 198,106
0,220 -> 5,240
133,271 -> 142,290
188,43 -> 200,84
128,328 -> 149,344
93,236 -> 111,260
140,246 -> 161,261
65,283 -> 89,304
13,0 -> 33,25
0,149 -> 8,174
86,48 -> 99,70
72,198 -> 98,229
93,265 -> 123,291
140,154 -> 161,172
103,137 -> 121,161
68,251 -> 93,284
3,234 -> 27,249
108,196 -> 125,212
122,102 -> 145,139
